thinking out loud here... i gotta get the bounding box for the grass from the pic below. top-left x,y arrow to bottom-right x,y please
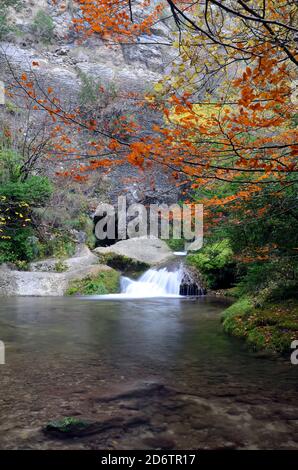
66,269 -> 120,295
221,297 -> 298,355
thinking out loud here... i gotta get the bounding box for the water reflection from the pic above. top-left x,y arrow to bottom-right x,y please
0,296 -> 297,393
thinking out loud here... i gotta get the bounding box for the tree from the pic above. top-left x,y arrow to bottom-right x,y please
3,1 -> 298,205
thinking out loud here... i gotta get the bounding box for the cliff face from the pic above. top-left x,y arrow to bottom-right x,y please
4,0 -> 173,92
1,0 -> 179,204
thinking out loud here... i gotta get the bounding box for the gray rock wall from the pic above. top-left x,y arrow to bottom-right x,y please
0,0 -> 179,205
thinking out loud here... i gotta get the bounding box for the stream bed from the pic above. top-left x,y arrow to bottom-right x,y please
0,296 -> 297,449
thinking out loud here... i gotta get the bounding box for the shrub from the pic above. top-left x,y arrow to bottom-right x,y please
54,260 -> 68,273
66,270 -> 120,295
187,239 -> 236,289
32,10 -> 55,43
0,176 -> 52,262
235,260 -> 298,305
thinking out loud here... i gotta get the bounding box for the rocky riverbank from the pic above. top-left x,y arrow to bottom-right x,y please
0,238 -> 175,296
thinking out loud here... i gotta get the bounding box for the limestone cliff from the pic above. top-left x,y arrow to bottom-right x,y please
0,0 -> 178,204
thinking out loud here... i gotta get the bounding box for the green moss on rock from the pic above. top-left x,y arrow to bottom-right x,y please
96,253 -> 149,274
44,417 -> 98,438
222,298 -> 298,355
66,269 -> 120,295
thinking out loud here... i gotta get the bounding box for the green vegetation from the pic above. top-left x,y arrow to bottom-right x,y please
0,146 -> 53,263
166,237 -> 185,252
45,417 -> 91,435
66,269 -> 120,295
96,252 -> 149,274
78,70 -> 117,110
188,178 -> 298,355
187,239 -> 236,289
222,298 -> 298,355
31,10 -> 55,43
35,190 -> 96,252
54,260 -> 68,273
0,0 -> 22,38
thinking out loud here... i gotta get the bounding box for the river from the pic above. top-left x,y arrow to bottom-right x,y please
0,296 -> 297,449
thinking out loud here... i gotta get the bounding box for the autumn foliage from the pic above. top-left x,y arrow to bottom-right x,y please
74,0 -> 164,41
4,0 -> 298,260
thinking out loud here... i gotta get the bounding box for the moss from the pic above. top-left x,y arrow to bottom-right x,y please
46,417 -> 89,433
186,239 -> 236,289
66,269 -> 120,295
222,298 -> 298,355
44,417 -> 96,438
96,253 -> 149,274
166,238 -> 185,251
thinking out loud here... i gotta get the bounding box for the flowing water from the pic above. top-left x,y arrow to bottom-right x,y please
0,296 -> 297,449
119,267 -> 183,298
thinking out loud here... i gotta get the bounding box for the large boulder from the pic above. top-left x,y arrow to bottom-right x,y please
0,245 -> 113,296
30,244 -> 98,272
93,237 -> 174,266
0,264 -> 113,296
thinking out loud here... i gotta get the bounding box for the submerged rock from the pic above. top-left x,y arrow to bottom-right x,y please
44,415 -> 149,439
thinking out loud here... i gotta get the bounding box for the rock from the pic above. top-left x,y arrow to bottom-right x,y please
0,264 -> 112,296
44,415 -> 149,439
93,237 -> 174,267
29,245 -> 98,272
0,2 -> 180,209
143,435 -> 176,450
0,263 -> 15,271
0,245 -> 115,296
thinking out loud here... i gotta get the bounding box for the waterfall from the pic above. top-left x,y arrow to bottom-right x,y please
120,266 -> 184,297
87,262 -> 204,299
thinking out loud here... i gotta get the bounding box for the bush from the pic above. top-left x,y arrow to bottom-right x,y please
32,10 -> 55,43
187,239 -> 236,289
66,270 -> 120,295
0,176 -> 52,262
0,229 -> 33,263
235,260 -> 298,305
54,260 -> 68,273
38,236 -> 76,260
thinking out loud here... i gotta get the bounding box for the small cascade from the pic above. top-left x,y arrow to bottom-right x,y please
179,267 -> 206,296
121,266 -> 183,297
89,258 -> 205,299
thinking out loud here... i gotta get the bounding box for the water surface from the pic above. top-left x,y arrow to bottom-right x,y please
0,297 -> 297,449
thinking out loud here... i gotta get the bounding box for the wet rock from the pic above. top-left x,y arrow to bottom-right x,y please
44,415 -> 149,439
44,417 -> 100,438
